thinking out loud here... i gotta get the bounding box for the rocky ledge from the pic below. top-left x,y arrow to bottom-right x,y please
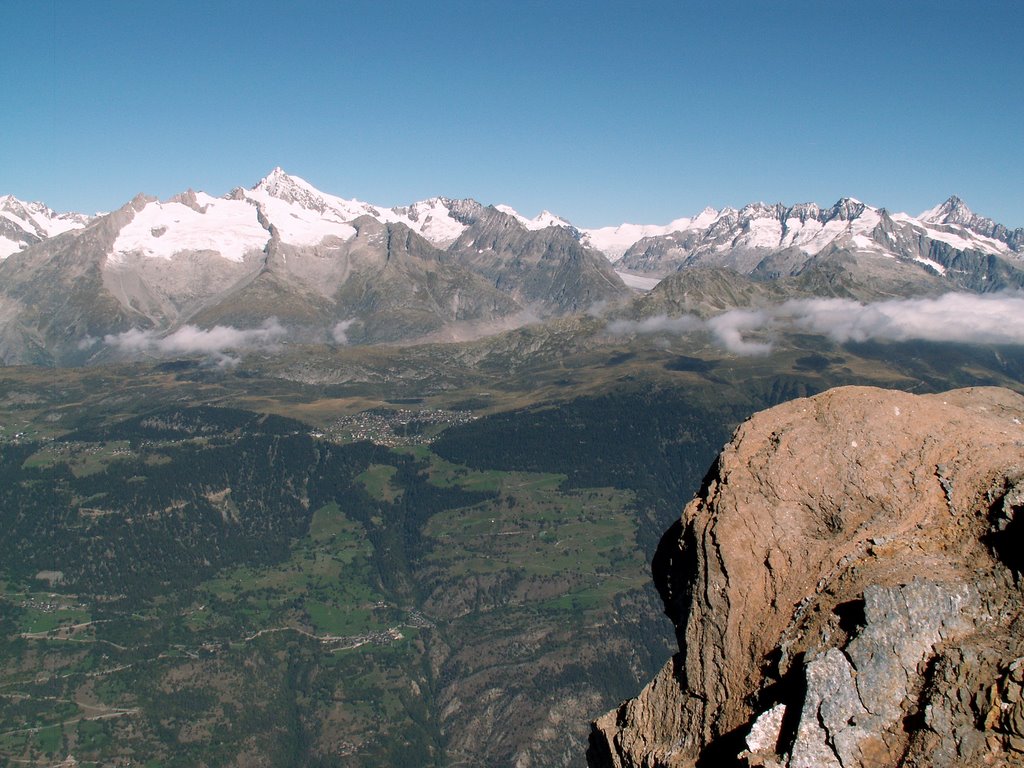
589,386 -> 1024,768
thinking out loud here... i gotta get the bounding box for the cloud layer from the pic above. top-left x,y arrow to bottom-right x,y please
785,293 -> 1024,345
608,292 -> 1024,354
104,318 -> 287,365
96,292 -> 1024,364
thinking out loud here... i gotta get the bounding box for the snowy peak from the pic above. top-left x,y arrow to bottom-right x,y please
911,196 -> 1022,253
494,204 -> 573,232
104,168 -> 478,259
532,211 -> 573,230
920,195 -> 975,226
252,167 -> 333,213
786,202 -> 822,223
613,192 -> 1024,286
738,201 -> 786,221
579,208 -> 723,261
4,173 -> 1021,271
0,195 -> 91,259
582,199 -> 883,264
690,206 -> 720,228
824,197 -> 868,222
246,168 -> 472,247
0,195 -> 91,238
391,197 -> 478,246
606,198 -> 889,267
533,210 -> 572,229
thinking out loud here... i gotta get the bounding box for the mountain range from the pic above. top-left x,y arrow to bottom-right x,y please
3,173 -> 1024,767
1,169 -> 1022,365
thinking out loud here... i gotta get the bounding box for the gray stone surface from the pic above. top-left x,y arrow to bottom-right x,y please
789,580 -> 977,768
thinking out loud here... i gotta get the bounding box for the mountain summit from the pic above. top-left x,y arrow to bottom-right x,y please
2,174 -> 1020,265
0,171 -> 1022,365
920,194 -> 974,224
0,170 -> 629,364
0,195 -> 91,258
253,167 -> 334,211
917,195 -> 1023,249
612,194 -> 1023,287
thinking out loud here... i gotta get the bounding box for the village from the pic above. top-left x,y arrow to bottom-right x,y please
323,408 -> 476,447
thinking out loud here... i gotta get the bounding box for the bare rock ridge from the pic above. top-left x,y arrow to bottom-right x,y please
589,385 -> 1024,768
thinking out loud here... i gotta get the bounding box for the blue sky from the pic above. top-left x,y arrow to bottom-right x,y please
4,0 -> 1022,227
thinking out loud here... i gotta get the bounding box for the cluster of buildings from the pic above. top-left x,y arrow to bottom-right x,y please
324,408 -> 476,447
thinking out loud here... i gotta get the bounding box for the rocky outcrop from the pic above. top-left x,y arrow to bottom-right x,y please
589,385 -> 1024,768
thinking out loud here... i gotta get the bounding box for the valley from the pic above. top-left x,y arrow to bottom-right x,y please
1,326 -> 1023,766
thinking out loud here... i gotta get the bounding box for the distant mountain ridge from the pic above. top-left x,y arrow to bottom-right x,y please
919,195 -> 1024,249
0,170 -> 627,365
612,196 -> 1022,279
0,194 -> 91,258
4,171 -> 1020,265
0,169 -> 1022,366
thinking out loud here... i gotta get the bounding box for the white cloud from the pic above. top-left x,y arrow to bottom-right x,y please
706,309 -> 773,355
607,311 -> 771,354
332,319 -> 356,344
606,292 -> 1024,354
104,318 -> 287,365
780,293 -> 1024,345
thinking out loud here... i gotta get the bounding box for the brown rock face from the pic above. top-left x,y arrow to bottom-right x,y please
589,386 -> 1024,768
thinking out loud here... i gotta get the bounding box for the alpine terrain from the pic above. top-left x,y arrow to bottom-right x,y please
1,169 -> 1022,366
1,171 -> 1023,768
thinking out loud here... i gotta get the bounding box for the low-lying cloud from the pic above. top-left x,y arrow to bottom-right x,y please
705,310 -> 774,355
608,292 -> 1024,354
784,293 -> 1024,345
608,309 -> 772,355
331,319 -> 356,345
104,318 -> 287,366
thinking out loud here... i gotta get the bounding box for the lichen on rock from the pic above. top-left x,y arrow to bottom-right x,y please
589,386 -> 1024,768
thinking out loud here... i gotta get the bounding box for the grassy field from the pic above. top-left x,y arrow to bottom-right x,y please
422,464 -> 646,617
357,463 -> 402,502
198,503 -> 388,637
21,440 -> 134,477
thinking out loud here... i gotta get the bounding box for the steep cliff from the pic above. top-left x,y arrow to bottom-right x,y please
590,386 -> 1024,768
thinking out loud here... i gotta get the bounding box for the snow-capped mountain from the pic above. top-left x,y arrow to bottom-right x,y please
579,209 -> 718,261
106,168 -> 478,265
493,205 -> 574,233
248,167 -> 474,248
1,168 -> 1022,367
0,169 -> 626,365
908,196 -> 1022,253
609,196 -> 1024,287
0,195 -> 91,259
5,170 -> 1019,272
612,198 -> 888,275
